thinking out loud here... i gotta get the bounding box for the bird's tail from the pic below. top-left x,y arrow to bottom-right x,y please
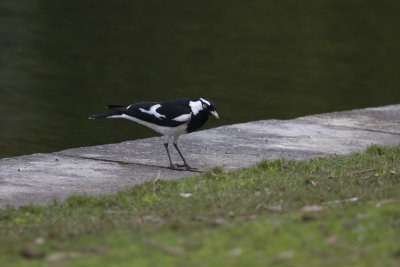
89,105 -> 128,119
89,112 -> 120,120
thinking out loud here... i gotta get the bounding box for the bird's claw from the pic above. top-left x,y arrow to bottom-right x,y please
169,164 -> 197,171
177,164 -> 197,171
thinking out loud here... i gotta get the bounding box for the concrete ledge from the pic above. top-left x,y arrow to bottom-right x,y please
1,105 -> 400,207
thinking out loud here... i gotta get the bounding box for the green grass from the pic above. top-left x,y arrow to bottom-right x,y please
1,144 -> 400,266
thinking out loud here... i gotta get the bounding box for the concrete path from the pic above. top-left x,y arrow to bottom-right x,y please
1,105 -> 400,207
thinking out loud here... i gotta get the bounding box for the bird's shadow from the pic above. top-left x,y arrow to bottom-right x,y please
65,155 -> 203,173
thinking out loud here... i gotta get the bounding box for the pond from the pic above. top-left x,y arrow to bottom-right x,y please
1,0 -> 400,158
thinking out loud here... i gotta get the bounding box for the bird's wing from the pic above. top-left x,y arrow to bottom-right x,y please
113,101 -> 192,127
158,102 -> 192,123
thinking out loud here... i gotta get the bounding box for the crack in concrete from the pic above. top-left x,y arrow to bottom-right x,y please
297,119 -> 400,136
341,127 -> 400,136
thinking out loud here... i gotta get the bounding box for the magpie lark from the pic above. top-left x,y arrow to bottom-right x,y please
89,98 -> 219,170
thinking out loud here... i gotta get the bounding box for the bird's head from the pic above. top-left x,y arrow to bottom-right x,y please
199,98 -> 219,119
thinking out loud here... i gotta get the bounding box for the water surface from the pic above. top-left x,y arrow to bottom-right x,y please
1,0 -> 400,158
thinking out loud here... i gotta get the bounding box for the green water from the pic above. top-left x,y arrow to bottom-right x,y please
1,0 -> 400,158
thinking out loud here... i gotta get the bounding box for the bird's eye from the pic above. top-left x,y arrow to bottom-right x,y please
202,104 -> 208,109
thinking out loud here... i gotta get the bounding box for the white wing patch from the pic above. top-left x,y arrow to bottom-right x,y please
189,100 -> 203,115
173,113 -> 191,122
139,104 -> 166,119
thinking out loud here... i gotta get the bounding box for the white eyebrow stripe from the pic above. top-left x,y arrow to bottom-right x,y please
200,98 -> 210,106
172,113 -> 191,122
139,104 -> 166,119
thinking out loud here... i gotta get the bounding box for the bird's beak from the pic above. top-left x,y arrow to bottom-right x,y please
210,110 -> 219,119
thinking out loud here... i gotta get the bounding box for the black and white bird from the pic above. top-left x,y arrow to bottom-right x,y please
89,97 -> 219,170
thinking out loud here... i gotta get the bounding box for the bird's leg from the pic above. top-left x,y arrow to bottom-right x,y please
163,142 -> 176,170
164,143 -> 176,170
173,142 -> 196,171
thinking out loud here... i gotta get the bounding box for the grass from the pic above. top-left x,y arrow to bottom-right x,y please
1,144 -> 400,266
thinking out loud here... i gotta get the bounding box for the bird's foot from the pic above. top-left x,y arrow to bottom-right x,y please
181,164 -> 197,171
169,164 -> 197,171
169,164 -> 179,171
